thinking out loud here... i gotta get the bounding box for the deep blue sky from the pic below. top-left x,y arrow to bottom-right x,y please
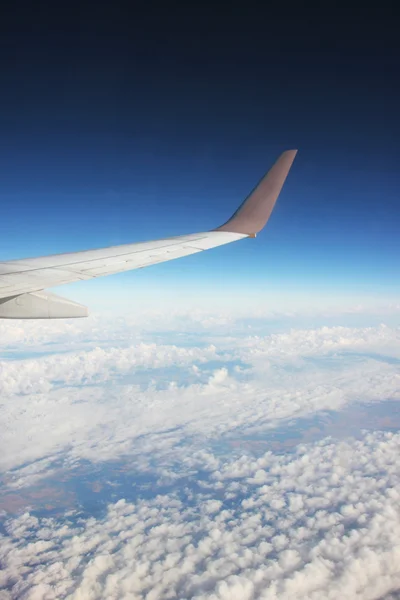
0,3 -> 399,308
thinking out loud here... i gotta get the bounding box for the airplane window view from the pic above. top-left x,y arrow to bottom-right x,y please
0,3 -> 399,600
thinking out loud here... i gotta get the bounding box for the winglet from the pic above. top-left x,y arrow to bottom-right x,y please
215,149 -> 297,235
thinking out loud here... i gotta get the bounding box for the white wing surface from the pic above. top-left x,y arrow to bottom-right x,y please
0,150 -> 297,318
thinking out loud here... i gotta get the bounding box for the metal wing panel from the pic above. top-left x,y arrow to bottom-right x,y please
0,231 -> 247,299
0,234 -> 208,272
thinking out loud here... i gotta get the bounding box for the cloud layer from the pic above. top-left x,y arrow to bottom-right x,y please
2,431 -> 400,599
1,312 -> 400,599
1,320 -> 399,476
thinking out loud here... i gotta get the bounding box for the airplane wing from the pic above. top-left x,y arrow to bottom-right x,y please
0,149 -> 297,318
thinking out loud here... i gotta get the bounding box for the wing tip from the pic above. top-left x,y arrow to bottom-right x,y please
215,149 -> 298,235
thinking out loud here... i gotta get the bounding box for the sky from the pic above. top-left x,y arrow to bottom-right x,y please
0,3 -> 399,313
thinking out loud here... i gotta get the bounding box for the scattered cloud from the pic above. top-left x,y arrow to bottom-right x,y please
2,431 -> 400,599
1,311 -> 400,599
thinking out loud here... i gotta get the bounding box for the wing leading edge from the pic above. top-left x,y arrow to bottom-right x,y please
0,149 -> 297,318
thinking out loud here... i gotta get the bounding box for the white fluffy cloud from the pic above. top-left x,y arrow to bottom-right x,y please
1,320 -> 399,474
2,431 -> 400,599
1,312 -> 400,599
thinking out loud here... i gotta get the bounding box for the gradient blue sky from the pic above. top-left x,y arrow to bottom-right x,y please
0,4 -> 399,309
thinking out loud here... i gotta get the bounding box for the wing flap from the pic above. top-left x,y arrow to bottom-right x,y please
0,291 -> 87,319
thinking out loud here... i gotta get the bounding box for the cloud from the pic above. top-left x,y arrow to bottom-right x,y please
1,320 -> 399,475
0,303 -> 399,350
1,311 -> 400,598
2,431 -> 400,599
